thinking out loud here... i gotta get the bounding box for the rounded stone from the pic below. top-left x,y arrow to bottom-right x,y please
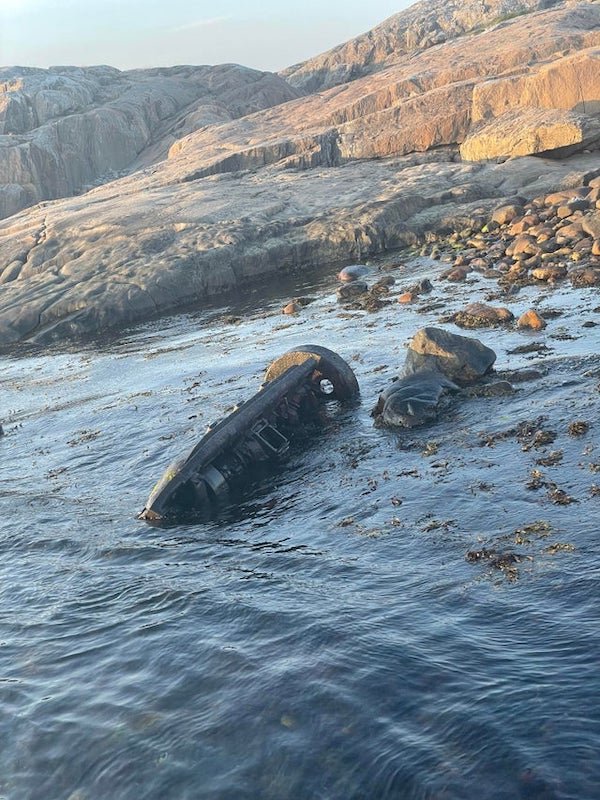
338,264 -> 370,282
491,204 -> 524,226
398,291 -> 415,303
517,309 -> 547,330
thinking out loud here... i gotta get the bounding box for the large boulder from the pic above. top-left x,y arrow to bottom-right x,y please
460,108 -> 600,161
403,327 -> 497,384
372,327 -> 498,428
372,370 -> 460,428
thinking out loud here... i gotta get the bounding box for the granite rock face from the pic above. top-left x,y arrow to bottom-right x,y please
461,107 -> 600,161
0,0 -> 599,345
281,0 -> 563,92
1,149 -> 597,345
0,64 -> 300,219
169,4 -> 600,179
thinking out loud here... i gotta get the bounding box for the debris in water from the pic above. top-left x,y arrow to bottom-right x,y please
139,345 -> 359,523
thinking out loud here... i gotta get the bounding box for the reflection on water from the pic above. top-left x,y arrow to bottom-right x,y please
1,256 -> 599,799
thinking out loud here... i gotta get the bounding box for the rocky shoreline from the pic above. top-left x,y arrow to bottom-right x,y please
1,0 -> 598,347
428,179 -> 600,303
0,150 -> 598,348
310,176 -> 600,334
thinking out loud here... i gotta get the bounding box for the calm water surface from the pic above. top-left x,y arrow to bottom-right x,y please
1,259 -> 599,799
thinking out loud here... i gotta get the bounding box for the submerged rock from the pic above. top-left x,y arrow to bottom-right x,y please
466,380 -> 514,397
497,368 -> 544,383
337,281 -> 369,300
570,267 -> 600,287
373,275 -> 395,288
449,302 -> 514,329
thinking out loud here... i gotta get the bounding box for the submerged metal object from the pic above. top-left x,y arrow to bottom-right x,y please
139,345 -> 359,523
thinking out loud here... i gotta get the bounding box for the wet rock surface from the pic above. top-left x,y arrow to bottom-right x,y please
372,368 -> 460,428
404,327 -> 496,384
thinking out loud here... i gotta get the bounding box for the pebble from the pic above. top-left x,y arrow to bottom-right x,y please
507,234 -> 539,257
398,291 -> 414,303
517,309 -> 547,330
557,221 -> 583,240
582,212 -> 600,239
373,275 -> 395,287
545,188 -> 590,205
338,264 -> 370,282
570,268 -> 600,287
444,267 -> 469,281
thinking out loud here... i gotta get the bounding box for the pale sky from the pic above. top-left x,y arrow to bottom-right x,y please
0,0 -> 412,72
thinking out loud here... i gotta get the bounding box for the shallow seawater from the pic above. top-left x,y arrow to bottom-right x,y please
1,256 -> 599,800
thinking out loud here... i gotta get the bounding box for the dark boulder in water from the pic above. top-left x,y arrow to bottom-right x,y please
373,327 -> 498,428
373,370 -> 459,428
337,281 -> 369,300
338,264 -> 370,282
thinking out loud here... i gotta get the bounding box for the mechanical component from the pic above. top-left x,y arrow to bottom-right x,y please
139,345 -> 359,523
263,344 -> 360,401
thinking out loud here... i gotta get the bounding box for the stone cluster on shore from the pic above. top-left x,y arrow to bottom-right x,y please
411,178 -> 600,330
331,175 -> 600,325
436,180 -> 600,287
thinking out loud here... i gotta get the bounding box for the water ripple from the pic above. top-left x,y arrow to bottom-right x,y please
1,260 -> 599,799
